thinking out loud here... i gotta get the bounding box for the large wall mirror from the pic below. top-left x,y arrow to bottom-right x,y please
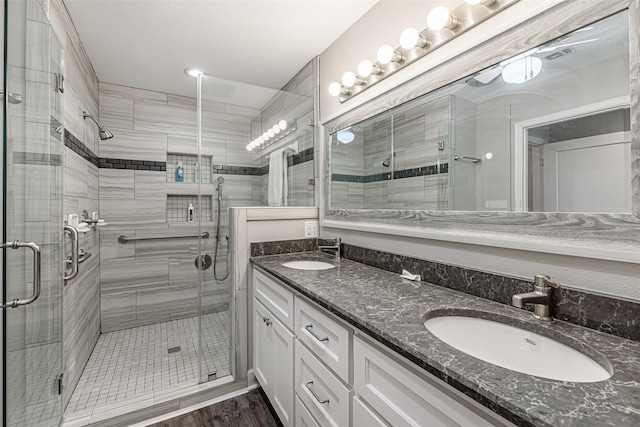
330,10 -> 629,213
323,2 -> 640,262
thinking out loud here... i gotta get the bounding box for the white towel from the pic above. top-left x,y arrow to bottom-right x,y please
268,149 -> 285,206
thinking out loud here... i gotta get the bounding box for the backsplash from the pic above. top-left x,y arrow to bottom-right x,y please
251,238 -> 318,257
341,243 -> 640,342
252,238 -> 639,342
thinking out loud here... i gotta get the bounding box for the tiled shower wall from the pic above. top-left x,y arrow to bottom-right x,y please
50,0 -> 103,408
259,60 -> 316,207
97,82 -> 260,332
331,95 -> 452,210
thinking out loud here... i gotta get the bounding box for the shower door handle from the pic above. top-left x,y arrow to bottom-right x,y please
64,225 -> 79,281
2,240 -> 42,308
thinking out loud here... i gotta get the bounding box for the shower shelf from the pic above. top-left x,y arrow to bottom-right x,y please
166,194 -> 212,223
167,153 -> 212,184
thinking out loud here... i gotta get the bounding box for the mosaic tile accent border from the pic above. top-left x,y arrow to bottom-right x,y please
13,152 -> 62,166
64,130 -> 101,168
332,162 -> 448,183
64,129 -> 167,171
213,147 -> 314,177
340,243 -> 640,342
99,158 -> 166,171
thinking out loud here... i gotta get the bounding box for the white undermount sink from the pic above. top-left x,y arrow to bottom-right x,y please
281,260 -> 335,270
424,315 -> 612,383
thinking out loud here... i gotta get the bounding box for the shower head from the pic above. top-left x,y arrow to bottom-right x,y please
83,112 -> 114,140
217,176 -> 225,184
382,152 -> 396,168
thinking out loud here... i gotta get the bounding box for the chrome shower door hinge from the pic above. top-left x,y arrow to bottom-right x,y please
56,74 -> 64,93
438,140 -> 445,151
56,373 -> 64,395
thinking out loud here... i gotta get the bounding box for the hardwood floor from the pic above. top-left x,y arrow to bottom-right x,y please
147,388 -> 283,427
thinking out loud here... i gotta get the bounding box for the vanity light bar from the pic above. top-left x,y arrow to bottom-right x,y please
329,0 -> 519,103
246,119 -> 297,152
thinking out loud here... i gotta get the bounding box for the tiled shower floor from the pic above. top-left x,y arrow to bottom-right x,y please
64,311 -> 230,419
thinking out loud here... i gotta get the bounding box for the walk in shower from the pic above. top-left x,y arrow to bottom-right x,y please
2,1 -> 315,423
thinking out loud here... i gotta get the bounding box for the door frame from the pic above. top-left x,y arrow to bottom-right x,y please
513,96 -> 630,211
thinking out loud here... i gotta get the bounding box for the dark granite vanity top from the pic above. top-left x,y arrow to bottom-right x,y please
251,252 -> 640,427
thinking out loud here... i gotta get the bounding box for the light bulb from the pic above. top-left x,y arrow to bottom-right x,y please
246,144 -> 252,151
358,60 -> 377,78
400,28 -> 426,49
258,136 -> 264,145
377,44 -> 401,65
263,132 -> 269,141
272,124 -> 280,134
278,120 -> 287,130
342,71 -> 357,87
328,82 -> 342,97
427,6 -> 457,31
267,129 -> 275,138
484,152 -> 494,160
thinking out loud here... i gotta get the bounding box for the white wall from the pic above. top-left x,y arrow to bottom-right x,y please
318,0 -> 640,301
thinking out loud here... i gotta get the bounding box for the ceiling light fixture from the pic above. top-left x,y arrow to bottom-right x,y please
502,56 -> 542,84
328,0 -> 517,103
337,128 -> 355,144
184,68 -> 205,78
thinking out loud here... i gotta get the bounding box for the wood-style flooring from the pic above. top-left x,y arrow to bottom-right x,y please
147,388 -> 282,427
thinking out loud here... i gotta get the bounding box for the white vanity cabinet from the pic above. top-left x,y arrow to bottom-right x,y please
253,269 -> 296,427
252,266 -> 515,427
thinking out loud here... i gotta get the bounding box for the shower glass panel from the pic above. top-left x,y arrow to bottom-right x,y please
197,74 -> 314,381
2,1 -> 64,426
450,105 -> 512,210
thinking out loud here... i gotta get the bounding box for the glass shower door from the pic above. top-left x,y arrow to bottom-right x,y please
2,1 -> 64,426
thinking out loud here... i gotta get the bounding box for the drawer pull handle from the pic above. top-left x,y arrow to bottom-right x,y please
263,316 -> 271,326
305,324 -> 329,342
305,381 -> 329,404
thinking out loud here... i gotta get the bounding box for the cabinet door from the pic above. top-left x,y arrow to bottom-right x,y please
254,299 -> 273,392
272,314 -> 296,427
354,336 -> 513,427
353,396 -> 389,427
296,396 -> 321,427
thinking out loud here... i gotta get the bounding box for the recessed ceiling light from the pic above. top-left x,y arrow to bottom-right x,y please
184,68 -> 205,78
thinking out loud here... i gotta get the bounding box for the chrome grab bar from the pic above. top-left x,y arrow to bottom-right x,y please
305,381 -> 329,404
118,232 -> 209,244
2,240 -> 41,308
77,249 -> 92,264
63,225 -> 79,281
305,324 -> 329,342
454,156 -> 482,163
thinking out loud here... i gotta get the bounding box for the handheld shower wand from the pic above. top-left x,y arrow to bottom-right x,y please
213,176 -> 229,281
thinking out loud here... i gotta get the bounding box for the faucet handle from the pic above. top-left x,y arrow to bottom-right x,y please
534,274 -> 560,289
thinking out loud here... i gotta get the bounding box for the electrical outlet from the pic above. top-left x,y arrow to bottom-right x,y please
304,221 -> 319,238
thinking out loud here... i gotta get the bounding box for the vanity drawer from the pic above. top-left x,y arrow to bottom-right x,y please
254,268 -> 295,329
296,396 -> 321,427
295,297 -> 351,383
295,341 -> 351,427
353,396 -> 389,427
354,336 -> 514,427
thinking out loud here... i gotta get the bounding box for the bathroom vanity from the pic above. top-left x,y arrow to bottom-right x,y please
250,252 -> 640,427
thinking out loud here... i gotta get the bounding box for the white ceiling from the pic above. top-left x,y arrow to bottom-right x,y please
63,0 -> 378,101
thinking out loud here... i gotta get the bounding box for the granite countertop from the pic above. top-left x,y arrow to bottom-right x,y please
250,252 -> 640,427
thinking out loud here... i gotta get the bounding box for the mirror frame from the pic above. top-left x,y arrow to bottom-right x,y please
321,0 -> 640,264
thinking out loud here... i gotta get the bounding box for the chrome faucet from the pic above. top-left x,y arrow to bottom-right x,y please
512,274 -> 560,321
318,237 -> 341,260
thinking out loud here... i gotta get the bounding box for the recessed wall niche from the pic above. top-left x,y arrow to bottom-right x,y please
167,153 -> 212,183
167,194 -> 213,223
